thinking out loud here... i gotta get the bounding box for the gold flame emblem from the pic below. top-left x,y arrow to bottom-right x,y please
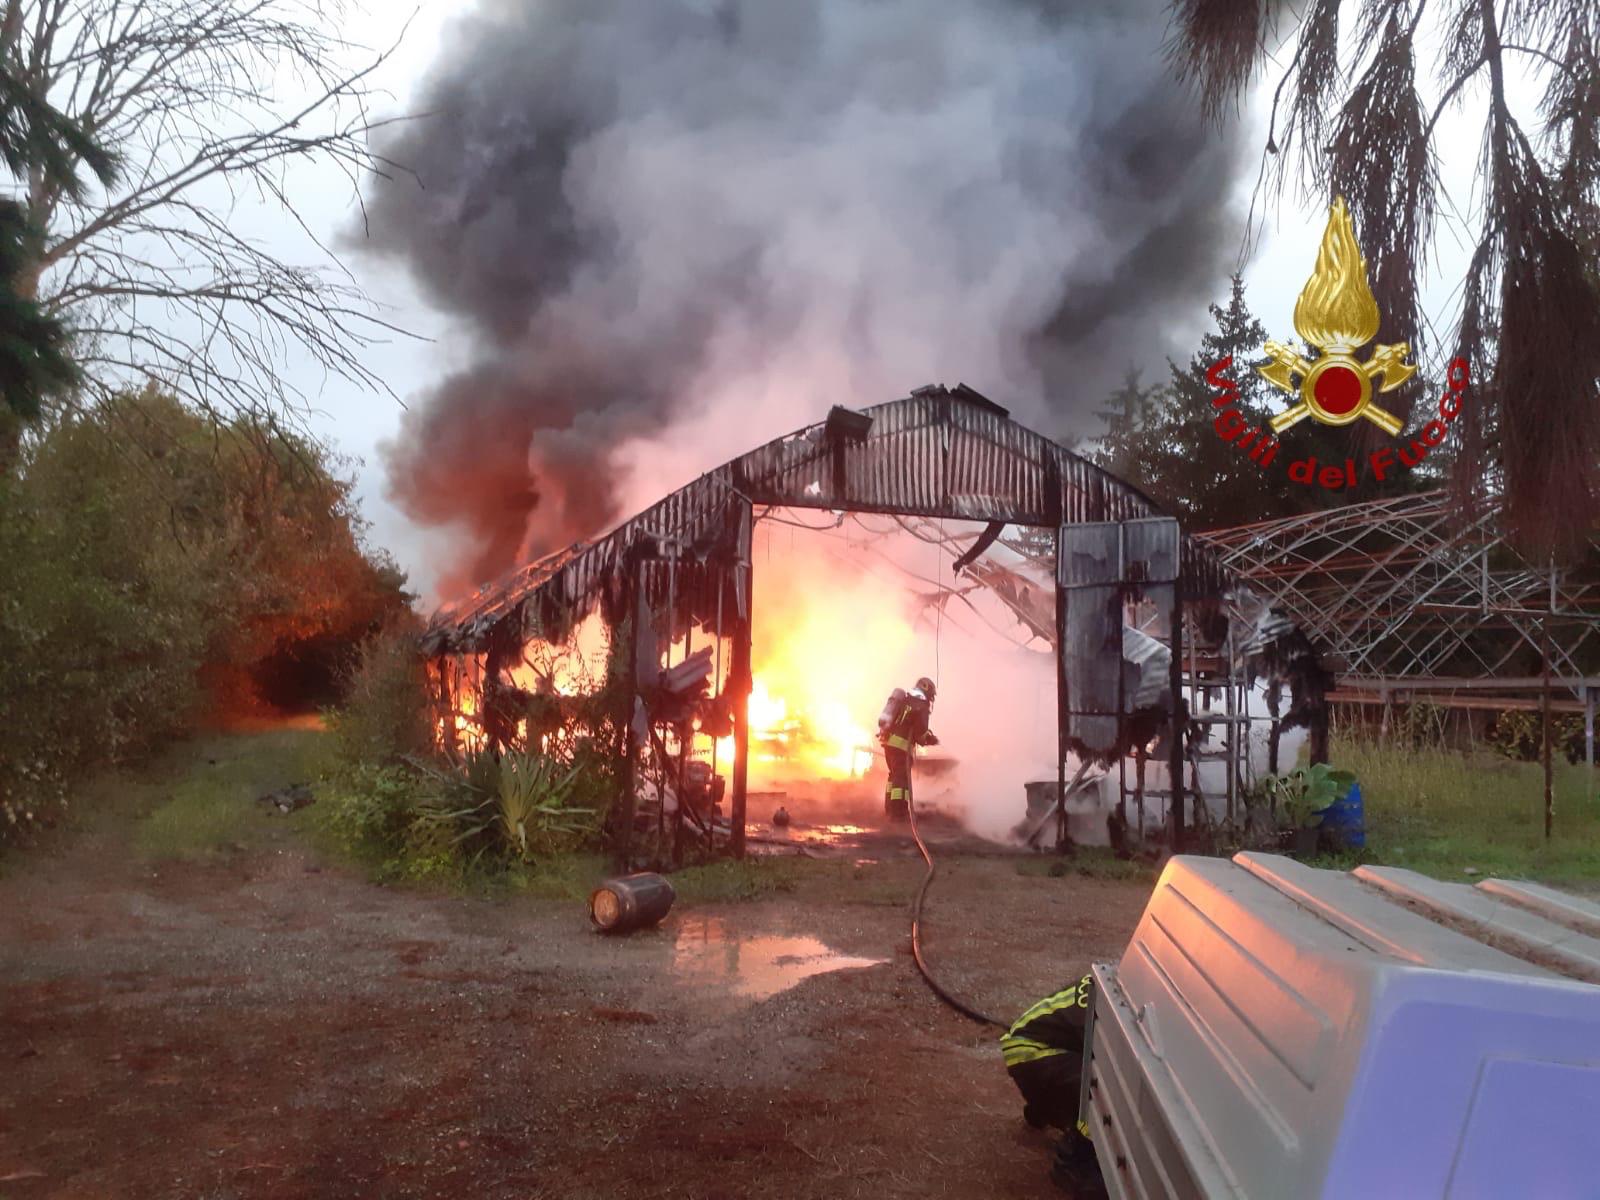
1258,197 -> 1414,434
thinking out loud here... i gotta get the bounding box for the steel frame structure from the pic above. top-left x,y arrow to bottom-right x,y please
1195,491 -> 1600,685
1195,490 -> 1600,782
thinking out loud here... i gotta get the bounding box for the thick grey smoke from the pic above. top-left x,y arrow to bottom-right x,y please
360,0 -> 1246,594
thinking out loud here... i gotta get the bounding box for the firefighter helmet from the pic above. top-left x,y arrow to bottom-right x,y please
916,676 -> 937,701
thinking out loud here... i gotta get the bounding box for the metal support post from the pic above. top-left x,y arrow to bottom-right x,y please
1225,621 -> 1237,827
617,563 -> 643,870
1586,686 -> 1595,800
1543,620 -> 1554,840
1054,543 -> 1070,855
730,502 -> 753,859
1169,581 -> 1187,854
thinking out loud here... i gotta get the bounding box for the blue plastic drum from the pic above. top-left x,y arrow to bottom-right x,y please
1316,781 -> 1366,849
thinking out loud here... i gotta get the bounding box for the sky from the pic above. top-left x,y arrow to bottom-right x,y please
265,0 -> 1534,601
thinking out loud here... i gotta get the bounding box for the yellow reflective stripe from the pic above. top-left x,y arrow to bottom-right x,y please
886,734 -> 912,750
1007,973 -> 1093,1037
885,787 -> 907,800
1005,1050 -> 1060,1068
1077,1118 -> 1091,1138
1010,989 -> 1073,1033
1009,990 -> 1076,1037
1001,1038 -> 1068,1067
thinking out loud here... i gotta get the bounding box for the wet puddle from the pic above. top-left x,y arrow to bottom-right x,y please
671,915 -> 885,1000
751,820 -> 876,852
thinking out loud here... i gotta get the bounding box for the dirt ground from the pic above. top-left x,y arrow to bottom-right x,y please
0,738 -> 1156,1199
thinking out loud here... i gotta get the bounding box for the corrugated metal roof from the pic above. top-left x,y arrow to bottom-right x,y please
423,385 -> 1231,654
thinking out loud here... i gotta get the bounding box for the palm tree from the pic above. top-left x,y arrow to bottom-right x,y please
0,48 -> 118,453
1167,0 -> 1600,559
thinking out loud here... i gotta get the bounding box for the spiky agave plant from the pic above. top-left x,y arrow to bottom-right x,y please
495,750 -> 593,863
408,755 -> 500,868
410,749 -> 599,868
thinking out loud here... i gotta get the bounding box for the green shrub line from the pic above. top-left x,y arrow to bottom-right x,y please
310,730 -> 1600,893
49,685 -> 1600,899
0,390 -> 407,847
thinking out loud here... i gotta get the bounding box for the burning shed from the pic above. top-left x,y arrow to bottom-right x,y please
420,383 -> 1304,865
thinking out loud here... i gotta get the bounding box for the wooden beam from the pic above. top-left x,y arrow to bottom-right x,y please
1543,621 -> 1554,840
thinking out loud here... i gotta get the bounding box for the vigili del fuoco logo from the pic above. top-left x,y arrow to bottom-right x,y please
1207,196 -> 1470,491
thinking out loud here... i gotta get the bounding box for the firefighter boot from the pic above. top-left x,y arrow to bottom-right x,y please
1050,1131 -> 1107,1197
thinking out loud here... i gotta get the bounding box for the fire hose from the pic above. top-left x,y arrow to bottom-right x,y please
906,791 -> 1006,1029
905,521 -> 1008,1029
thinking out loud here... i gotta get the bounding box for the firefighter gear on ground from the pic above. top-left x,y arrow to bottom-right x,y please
1050,1130 -> 1106,1197
879,681 -> 938,822
1004,975 -> 1107,1195
1002,974 -> 1095,1136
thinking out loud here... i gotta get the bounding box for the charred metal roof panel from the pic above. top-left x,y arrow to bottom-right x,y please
423,387 -> 1230,654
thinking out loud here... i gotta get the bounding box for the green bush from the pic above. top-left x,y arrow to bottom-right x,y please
326,617 -> 435,768
316,762 -> 462,884
0,398 -> 224,839
318,748 -> 604,883
1488,710 -> 1584,762
0,390 -> 409,847
410,749 -> 599,869
318,764 -> 423,862
1262,763 -> 1359,830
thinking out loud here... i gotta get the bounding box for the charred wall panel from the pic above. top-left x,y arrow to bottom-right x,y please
1058,524 -> 1127,756
1057,518 -> 1181,759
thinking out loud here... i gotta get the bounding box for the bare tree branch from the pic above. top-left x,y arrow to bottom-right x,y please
1,0 -> 420,434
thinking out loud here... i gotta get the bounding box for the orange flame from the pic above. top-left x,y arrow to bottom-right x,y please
723,534 -> 918,784
436,530 -> 923,787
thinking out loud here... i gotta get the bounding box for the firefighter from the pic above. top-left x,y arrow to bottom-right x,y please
1002,974 -> 1105,1195
878,675 -> 939,823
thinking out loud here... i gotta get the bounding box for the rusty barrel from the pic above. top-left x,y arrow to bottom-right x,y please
589,872 -> 676,933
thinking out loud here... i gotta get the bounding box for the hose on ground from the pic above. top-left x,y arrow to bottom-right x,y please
906,796 -> 1007,1029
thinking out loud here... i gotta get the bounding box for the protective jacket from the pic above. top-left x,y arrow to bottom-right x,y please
880,687 -> 936,822
881,689 -> 936,752
1001,974 -> 1093,1068
1002,974 -> 1095,1136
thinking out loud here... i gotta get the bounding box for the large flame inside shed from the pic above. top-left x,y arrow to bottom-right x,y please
436,522 -> 939,790
733,541 -> 920,784
429,516 -> 1065,843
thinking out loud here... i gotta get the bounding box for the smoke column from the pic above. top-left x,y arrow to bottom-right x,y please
360,0 -> 1249,595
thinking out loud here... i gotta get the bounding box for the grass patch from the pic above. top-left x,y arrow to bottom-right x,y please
1333,737 -> 1600,884
133,729 -> 332,860
669,856 -> 811,903
462,853 -> 815,909
1015,849 -> 1160,883
501,854 -> 612,901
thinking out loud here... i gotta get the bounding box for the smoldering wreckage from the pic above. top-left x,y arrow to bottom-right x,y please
421,385 -> 1326,865
415,385 -> 1600,1197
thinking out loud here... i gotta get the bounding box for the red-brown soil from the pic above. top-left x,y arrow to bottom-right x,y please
0,740 -> 1154,1199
